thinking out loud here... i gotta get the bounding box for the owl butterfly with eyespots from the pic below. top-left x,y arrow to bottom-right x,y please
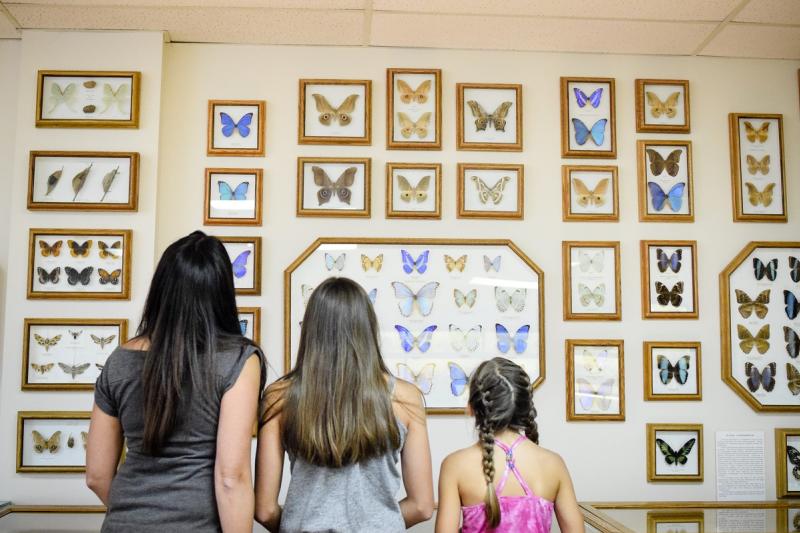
398,112 -> 430,139
312,166 -> 356,205
32,430 -> 61,453
397,79 -> 431,104
645,91 -> 680,119
572,178 -> 608,207
312,94 -> 358,126
744,121 -> 769,143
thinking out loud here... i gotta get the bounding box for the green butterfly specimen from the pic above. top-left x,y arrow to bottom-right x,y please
656,437 -> 695,465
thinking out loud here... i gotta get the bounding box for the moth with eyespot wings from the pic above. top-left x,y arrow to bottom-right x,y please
397,175 -> 430,203
397,79 -> 431,104
466,100 -> 512,132
39,240 -> 63,257
32,430 -> 61,453
398,112 -> 430,139
744,182 -> 775,207
646,91 -> 680,119
572,178 -> 608,208
744,121 -> 769,143
312,93 -> 358,126
312,166 -> 356,206
746,155 -> 770,175
472,176 -> 510,205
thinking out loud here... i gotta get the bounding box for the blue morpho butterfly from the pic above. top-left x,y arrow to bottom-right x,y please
239,319 -> 248,336
790,256 -> 800,283
657,355 -> 690,385
448,362 -> 471,396
753,258 -> 778,281
745,361 -> 776,393
394,324 -> 437,353
572,118 -> 607,146
219,181 -> 249,201
231,250 -> 251,279
785,290 -> 800,320
573,87 -> 603,108
647,182 -> 686,212
219,112 -> 253,138
656,248 -> 682,273
401,249 -> 429,275
495,324 -> 530,354
391,281 -> 439,317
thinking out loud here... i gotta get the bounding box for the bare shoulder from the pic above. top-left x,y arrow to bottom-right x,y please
528,443 -> 569,473
441,444 -> 479,475
393,378 -> 424,405
262,379 -> 290,419
391,379 -> 426,427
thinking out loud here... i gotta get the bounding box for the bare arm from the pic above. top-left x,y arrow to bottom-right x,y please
434,454 -> 461,533
553,456 -> 585,533
396,382 -> 434,527
254,385 -> 286,532
215,355 -> 261,533
85,403 -> 124,505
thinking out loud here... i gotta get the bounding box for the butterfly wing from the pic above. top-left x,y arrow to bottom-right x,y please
234,112 -> 253,137
400,250 -> 415,275
646,149 -> 667,176
572,178 -> 592,207
415,281 -> 440,316
218,181 -> 235,201
397,175 -> 414,202
574,88 -> 589,108
391,282 -> 416,317
655,438 -> 679,465
394,325 -> 415,353
784,290 -> 800,320
414,363 -> 436,394
787,363 -> 800,396
664,150 -> 683,177
511,289 -> 526,312
231,250 -> 251,278
312,93 -> 336,125
414,250 -> 430,274
588,119 -> 607,145
416,325 -> 437,353
219,112 -> 236,137
576,378 -> 598,411
648,182 -> 668,211
572,118 -> 590,145
448,362 -> 469,396
785,326 -> 800,359
396,80 -> 414,104
589,178 -> 609,206
674,355 -> 691,385
512,325 -> 530,354
332,167 -> 357,205
231,182 -> 249,200
665,182 -> 686,212
311,166 -> 335,205
495,324 -> 511,354
675,438 -> 696,465
789,256 -> 800,283
332,95 -> 358,125
488,102 -> 512,131
657,355 -> 673,385
367,288 -> 377,304
762,362 -> 777,392
466,100 -> 489,131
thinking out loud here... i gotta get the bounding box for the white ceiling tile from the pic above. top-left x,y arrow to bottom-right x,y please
699,22 -> 800,58
6,0 -> 363,8
0,9 -> 20,38
734,0 -> 800,25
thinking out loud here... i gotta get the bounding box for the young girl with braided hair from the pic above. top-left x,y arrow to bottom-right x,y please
435,357 -> 584,533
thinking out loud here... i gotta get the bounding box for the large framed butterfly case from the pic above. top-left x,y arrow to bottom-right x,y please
720,241 -> 800,413
284,238 -> 545,414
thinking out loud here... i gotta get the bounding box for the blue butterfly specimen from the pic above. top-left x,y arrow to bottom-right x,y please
231,250 -> 251,279
239,319 -> 248,336
658,355 -> 690,385
745,362 -> 776,393
401,250 -> 429,275
753,258 -> 778,281
394,324 -> 437,353
572,118 -> 607,146
647,182 -> 686,212
391,281 -> 439,317
656,248 -> 682,273
368,288 -> 377,305
325,253 -> 345,271
220,112 -> 253,137
483,255 -> 501,273
448,362 -> 470,396
573,87 -> 603,108
218,181 -> 249,201
785,290 -> 800,320
495,324 -> 530,354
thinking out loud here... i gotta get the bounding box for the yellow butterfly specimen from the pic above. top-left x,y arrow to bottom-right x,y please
572,178 -> 608,207
444,254 -> 467,273
736,289 -> 770,319
397,79 -> 431,104
746,155 -> 770,175
744,182 -> 775,207
466,100 -> 512,131
645,91 -> 680,118
100,83 -> 131,114
787,363 -> 800,396
32,430 -> 61,453
91,334 -> 117,349
472,176 -> 510,205
737,324 -> 770,355
98,268 -> 122,285
81,431 -> 88,449
48,82 -> 77,113
397,175 -> 430,203
31,363 -> 55,375
67,239 -> 92,258
39,240 -> 63,257
398,112 -> 430,138
744,121 -> 769,143
311,93 -> 358,126
34,333 -> 61,352
98,240 -> 122,259
360,254 -> 383,272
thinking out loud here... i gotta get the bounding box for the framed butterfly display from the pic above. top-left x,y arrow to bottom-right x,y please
643,341 -> 702,401
635,79 -> 691,134
27,228 -> 131,300
284,238 -> 546,413
637,140 -> 694,222
457,163 -> 523,220
728,113 -> 787,222
16,411 -> 91,473
720,241 -> 800,412
646,423 -> 703,482
775,428 -> 800,498
385,162 -> 441,219
299,79 -> 371,145
565,339 -> 624,421
778,507 -> 800,533
35,70 -> 141,128
456,83 -> 522,151
237,307 -> 261,343
646,511 -> 704,533
203,168 -> 263,226
27,151 -> 140,211
562,241 -> 621,321
297,157 -> 371,218
207,100 -> 266,156
560,77 -> 616,158
386,68 -> 441,150
640,240 -> 698,319
220,236 -> 261,296
22,318 -> 127,391
561,165 -> 619,222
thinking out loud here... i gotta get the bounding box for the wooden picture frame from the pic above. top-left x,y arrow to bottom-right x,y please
456,83 -> 523,151
728,113 -> 787,222
385,162 -> 442,219
16,411 -> 91,473
562,241 -> 621,321
203,168 -> 263,226
219,236 -> 262,296
560,76 -> 616,158
22,318 -> 128,391
27,151 -> 139,211
456,163 -> 523,219
237,307 -> 261,344
635,79 -> 691,134
775,428 -> 800,498
646,510 -> 704,533
646,423 -> 704,482
565,339 -> 625,421
35,70 -> 140,128
637,140 -> 694,222
386,68 -> 441,150
206,100 -> 266,157
640,240 -> 698,319
296,157 -> 371,218
299,79 -> 371,145
643,341 -> 703,401
27,228 -> 132,300
561,165 -> 619,222
777,507 -> 800,532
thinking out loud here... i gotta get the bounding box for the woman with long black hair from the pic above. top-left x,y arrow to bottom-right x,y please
86,231 -> 265,532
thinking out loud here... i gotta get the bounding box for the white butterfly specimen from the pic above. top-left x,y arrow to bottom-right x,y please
472,176 -> 510,205
391,281 -> 440,317
449,324 -> 482,352
495,287 -> 526,313
101,83 -> 131,114
453,288 -> 477,309
578,283 -> 605,307
396,363 -> 435,394
301,284 -> 315,306
483,255 -> 501,273
578,251 -> 604,273
49,82 -> 78,113
581,349 -> 608,374
324,253 -> 345,271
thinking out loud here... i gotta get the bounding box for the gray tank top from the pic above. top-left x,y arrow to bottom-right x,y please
279,378 -> 408,533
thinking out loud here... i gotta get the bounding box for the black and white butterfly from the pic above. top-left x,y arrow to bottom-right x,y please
753,257 -> 778,281
655,437 -> 695,466
787,445 -> 800,481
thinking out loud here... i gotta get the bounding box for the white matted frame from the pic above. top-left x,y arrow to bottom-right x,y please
561,165 -> 619,222
775,428 -> 800,499
203,168 -> 263,226
635,79 -> 691,134
456,83 -> 523,151
637,140 -> 694,222
646,423 -> 703,482
296,157 -> 371,218
385,162 -> 441,219
299,79 -> 371,145
565,339 -> 625,421
16,411 -> 92,473
207,100 -> 266,157
220,236 -> 262,296
643,341 -> 702,401
457,163 -> 523,220
560,76 -> 616,158
387,68 -> 441,150
562,241 -> 621,321
640,240 -> 698,319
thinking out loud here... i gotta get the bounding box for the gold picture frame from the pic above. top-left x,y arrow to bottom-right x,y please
298,79 -> 372,145
203,168 -> 263,226
775,428 -> 800,499
560,76 -> 617,158
296,157 -> 371,218
635,79 -> 691,134
385,162 -> 442,219
16,411 -> 91,473
206,100 -> 266,157
778,506 -> 800,532
22,318 -> 129,391
646,423 -> 704,482
561,165 -> 619,222
456,163 -> 524,219
27,228 -> 132,300
646,510 -> 704,533
728,113 -> 787,222
562,241 -> 621,321
565,339 -> 625,422
637,140 -> 694,222
237,306 -> 262,344
35,70 -> 141,128
643,341 -> 703,402
219,236 -> 262,296
386,68 -> 441,150
456,83 -> 523,151
640,240 -> 699,319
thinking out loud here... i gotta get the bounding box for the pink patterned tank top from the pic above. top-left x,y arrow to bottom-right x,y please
461,435 -> 554,533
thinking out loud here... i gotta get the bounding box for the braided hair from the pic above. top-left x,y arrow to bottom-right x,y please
467,357 -> 538,528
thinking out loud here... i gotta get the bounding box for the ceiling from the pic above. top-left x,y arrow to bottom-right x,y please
0,0 -> 799,59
